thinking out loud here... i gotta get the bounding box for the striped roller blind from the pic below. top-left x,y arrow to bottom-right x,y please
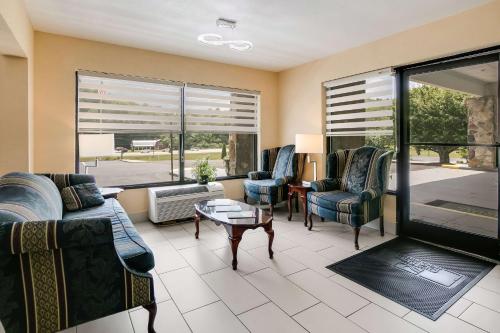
184,85 -> 259,133
77,72 -> 183,133
324,68 -> 394,137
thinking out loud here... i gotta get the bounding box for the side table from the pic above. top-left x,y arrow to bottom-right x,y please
99,187 -> 124,199
287,183 -> 312,225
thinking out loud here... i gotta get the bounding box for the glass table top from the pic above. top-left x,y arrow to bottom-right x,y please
195,199 -> 272,226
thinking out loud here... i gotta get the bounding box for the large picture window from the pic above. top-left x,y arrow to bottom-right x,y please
76,72 -> 259,187
323,68 -> 397,190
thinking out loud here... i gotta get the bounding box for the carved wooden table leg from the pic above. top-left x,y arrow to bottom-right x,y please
287,191 -> 293,221
194,211 -> 200,239
263,221 -> 274,259
300,193 -> 308,226
228,226 -> 244,270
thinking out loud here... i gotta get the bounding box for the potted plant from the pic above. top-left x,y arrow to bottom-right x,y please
192,158 -> 216,185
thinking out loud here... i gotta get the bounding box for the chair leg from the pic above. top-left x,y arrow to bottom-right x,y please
244,192 -> 248,203
308,212 -> 313,230
380,215 -> 385,237
353,227 -> 360,250
269,204 -> 274,216
143,302 -> 157,333
320,217 -> 325,222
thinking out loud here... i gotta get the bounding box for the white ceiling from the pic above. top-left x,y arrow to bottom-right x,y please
24,0 -> 492,71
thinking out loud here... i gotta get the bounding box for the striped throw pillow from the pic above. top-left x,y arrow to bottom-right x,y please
61,183 -> 105,211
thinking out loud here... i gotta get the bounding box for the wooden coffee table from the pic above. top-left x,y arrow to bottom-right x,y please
194,199 -> 274,270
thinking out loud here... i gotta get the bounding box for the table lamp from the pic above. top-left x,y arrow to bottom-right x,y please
295,134 -> 324,182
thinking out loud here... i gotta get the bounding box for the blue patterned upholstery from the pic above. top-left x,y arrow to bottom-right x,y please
244,145 -> 305,207
308,146 -> 393,230
0,172 -> 156,332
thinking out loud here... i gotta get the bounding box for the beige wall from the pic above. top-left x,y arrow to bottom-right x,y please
34,32 -> 279,213
0,0 -> 34,173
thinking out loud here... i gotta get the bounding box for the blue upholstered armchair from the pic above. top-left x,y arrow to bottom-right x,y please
244,145 -> 305,215
307,146 -> 394,249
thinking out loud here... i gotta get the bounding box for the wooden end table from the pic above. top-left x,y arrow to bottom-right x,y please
99,187 -> 124,199
194,199 -> 274,270
287,183 -> 312,226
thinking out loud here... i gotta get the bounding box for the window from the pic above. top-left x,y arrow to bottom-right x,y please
76,72 -> 259,187
323,68 -> 397,190
183,85 -> 259,180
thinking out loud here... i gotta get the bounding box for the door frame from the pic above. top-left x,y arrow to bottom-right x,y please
395,48 -> 500,260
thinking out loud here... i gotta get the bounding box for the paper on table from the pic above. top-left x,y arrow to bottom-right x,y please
215,205 -> 242,212
227,211 -> 255,219
206,199 -> 233,206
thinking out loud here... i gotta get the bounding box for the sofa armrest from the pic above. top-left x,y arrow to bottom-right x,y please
248,171 -> 272,180
1,218 -> 113,255
310,178 -> 341,192
360,188 -> 383,202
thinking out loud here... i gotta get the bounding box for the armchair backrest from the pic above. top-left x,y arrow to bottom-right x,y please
271,145 -> 297,180
327,146 -> 393,194
261,147 -> 281,173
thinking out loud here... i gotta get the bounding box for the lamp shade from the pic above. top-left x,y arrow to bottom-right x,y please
295,134 -> 324,154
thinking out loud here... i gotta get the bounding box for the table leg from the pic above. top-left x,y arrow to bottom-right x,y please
194,212 -> 200,239
300,193 -> 308,226
287,191 -> 293,221
228,226 -> 244,270
263,222 -> 274,259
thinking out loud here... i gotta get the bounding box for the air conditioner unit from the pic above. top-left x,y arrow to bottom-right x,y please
148,182 -> 224,223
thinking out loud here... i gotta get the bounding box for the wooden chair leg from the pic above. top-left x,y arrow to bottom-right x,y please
243,192 -> 248,203
143,302 -> 157,333
380,216 -> 385,237
353,227 -> 360,250
320,217 -> 325,222
308,212 -> 313,230
269,204 -> 274,216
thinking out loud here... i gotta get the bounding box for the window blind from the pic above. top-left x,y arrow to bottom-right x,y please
323,68 -> 394,137
184,85 -> 259,133
77,73 -> 183,133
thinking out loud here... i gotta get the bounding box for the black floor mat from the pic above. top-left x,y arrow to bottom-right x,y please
327,237 -> 495,320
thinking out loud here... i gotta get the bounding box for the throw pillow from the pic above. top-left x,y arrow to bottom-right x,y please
61,183 -> 105,211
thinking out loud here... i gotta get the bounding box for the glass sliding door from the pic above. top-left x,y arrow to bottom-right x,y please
399,53 -> 500,259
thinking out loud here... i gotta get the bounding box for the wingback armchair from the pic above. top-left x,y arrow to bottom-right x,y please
243,145 -> 305,215
307,146 -> 393,249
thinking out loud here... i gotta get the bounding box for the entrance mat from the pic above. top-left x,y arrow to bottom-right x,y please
327,237 -> 495,320
425,199 -> 497,218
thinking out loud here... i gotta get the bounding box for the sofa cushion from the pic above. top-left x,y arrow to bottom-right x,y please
63,198 -> 154,272
307,190 -> 362,214
0,172 -> 63,222
61,183 -> 105,211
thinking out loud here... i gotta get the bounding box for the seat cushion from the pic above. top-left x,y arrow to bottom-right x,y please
244,179 -> 278,194
63,198 -> 154,272
307,190 -> 362,214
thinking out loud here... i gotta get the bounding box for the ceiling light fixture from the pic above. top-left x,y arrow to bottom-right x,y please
198,18 -> 253,52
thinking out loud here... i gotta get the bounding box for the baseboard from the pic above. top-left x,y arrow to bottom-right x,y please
128,211 -> 149,223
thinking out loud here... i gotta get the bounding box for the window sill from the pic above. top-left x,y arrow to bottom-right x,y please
110,175 -> 248,190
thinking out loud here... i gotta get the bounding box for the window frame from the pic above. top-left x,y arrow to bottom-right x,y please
74,71 -> 259,189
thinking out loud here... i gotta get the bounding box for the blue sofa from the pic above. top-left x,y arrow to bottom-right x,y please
243,145 -> 305,215
0,172 -> 156,333
307,146 -> 394,249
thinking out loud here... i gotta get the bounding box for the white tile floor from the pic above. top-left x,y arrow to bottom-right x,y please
3,208 -> 499,333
